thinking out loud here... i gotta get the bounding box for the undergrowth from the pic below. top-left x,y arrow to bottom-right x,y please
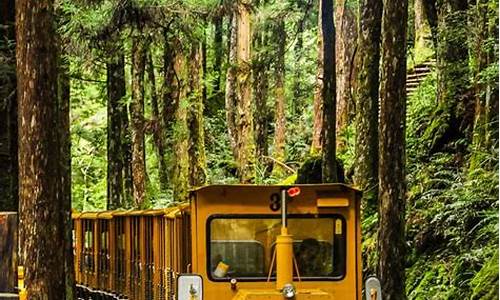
362,72 -> 499,299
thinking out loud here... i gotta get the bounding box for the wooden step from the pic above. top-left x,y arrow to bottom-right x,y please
407,72 -> 430,80
406,81 -> 421,87
406,59 -> 435,96
412,67 -> 432,74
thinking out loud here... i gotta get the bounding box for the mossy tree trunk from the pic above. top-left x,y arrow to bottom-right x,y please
335,0 -> 357,152
320,0 -> 338,183
235,1 -> 256,183
0,0 -> 18,212
292,3 -> 304,117
161,31 -> 178,145
188,43 -> 207,187
226,2 -> 256,183
131,35 -> 147,208
378,0 -> 408,297
425,0 -> 471,152
420,0 -> 438,48
16,0 -> 72,297
253,18 -> 270,166
57,52 -> 75,300
225,13 -> 238,158
470,0 -> 499,170
414,0 -> 432,54
311,2 -> 324,155
107,51 -> 126,209
272,19 -> 286,175
291,0 -> 313,116
211,12 -> 224,114
354,0 -> 382,215
201,33 -> 208,112
122,100 -> 134,206
172,51 -> 190,202
147,50 -> 169,191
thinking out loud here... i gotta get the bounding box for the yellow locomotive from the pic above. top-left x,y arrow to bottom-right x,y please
72,184 -> 382,300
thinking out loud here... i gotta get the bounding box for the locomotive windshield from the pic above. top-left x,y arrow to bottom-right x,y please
208,215 -> 346,281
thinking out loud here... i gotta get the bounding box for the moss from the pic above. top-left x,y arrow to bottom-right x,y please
295,155 -> 345,184
295,156 -> 323,184
470,251 -> 499,300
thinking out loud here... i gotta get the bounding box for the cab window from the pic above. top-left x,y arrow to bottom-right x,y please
208,215 -> 346,281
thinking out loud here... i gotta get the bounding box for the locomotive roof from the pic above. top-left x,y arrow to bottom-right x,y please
191,183 -> 361,195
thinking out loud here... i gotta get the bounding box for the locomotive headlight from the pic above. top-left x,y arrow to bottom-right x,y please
177,274 -> 203,300
364,276 -> 382,300
282,283 -> 296,299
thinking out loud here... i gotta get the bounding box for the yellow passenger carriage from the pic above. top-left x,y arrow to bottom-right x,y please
72,184 -> 381,300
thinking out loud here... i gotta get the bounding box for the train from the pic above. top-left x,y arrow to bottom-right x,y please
72,184 -> 382,300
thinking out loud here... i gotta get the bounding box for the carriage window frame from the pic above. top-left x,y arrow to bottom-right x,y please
206,214 -> 347,282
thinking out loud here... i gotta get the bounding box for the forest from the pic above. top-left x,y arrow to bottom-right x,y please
0,0 -> 498,299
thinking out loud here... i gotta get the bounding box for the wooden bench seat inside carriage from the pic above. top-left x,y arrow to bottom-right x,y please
72,184 -> 383,300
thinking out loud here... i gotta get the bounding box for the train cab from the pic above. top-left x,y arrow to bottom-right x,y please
184,184 -> 365,300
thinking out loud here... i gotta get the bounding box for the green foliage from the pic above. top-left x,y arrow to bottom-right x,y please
204,111 -> 239,184
337,123 -> 356,176
402,69 -> 499,299
70,67 -> 108,211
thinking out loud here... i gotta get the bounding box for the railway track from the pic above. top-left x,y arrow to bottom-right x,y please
76,284 -> 128,300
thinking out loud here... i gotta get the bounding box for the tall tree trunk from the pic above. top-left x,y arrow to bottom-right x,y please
58,55 -> 75,300
225,13 -> 238,156
226,4 -> 256,183
172,52 -> 190,202
378,0 -> 408,297
335,0 -> 357,152
131,35 -> 147,208
292,20 -> 304,116
147,51 -> 169,191
202,32 -> 208,112
161,31 -> 177,140
311,3 -> 324,155
414,0 -> 432,54
122,103 -> 133,207
120,45 -> 133,208
16,0 -> 68,297
253,24 -> 270,166
292,0 -> 312,116
422,0 -> 438,48
235,2 -> 255,183
272,19 -> 286,174
320,0 -> 338,183
470,0 -> 498,170
107,53 -> 126,209
188,43 -> 207,187
0,0 -> 18,212
212,13 -> 224,111
354,0 -> 383,215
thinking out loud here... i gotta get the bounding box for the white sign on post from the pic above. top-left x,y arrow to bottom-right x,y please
177,274 -> 203,300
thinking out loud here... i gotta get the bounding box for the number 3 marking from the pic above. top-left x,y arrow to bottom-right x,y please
270,193 -> 281,211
